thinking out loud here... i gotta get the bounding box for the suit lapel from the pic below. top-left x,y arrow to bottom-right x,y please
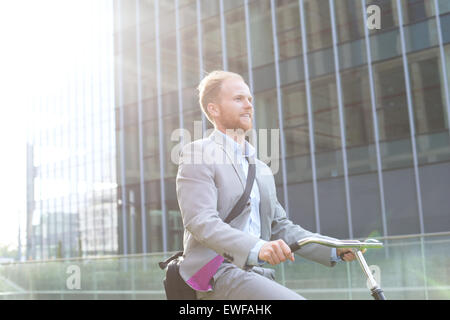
210,130 -> 246,189
222,145 -> 246,189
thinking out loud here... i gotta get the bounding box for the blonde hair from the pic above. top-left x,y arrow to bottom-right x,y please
197,70 -> 244,123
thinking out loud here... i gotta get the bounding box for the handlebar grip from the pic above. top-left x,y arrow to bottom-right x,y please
289,242 -> 301,252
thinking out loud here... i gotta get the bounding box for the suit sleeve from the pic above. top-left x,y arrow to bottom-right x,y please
176,142 -> 260,269
270,197 -> 338,267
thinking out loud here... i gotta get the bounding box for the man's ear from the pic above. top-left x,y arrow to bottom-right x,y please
207,102 -> 220,119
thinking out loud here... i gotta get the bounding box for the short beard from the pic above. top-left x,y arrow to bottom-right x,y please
223,117 -> 252,132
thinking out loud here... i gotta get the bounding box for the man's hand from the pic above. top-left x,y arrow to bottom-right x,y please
258,239 -> 295,265
336,248 -> 366,262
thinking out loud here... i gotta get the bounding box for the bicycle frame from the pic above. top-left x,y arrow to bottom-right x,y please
289,237 -> 386,300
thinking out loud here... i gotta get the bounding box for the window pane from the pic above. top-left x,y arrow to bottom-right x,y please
254,89 -> 286,204
201,0 -> 220,19
338,39 -> 367,70
445,44 -> 450,127
335,0 -> 365,43
404,18 -> 438,53
180,25 -> 200,88
275,0 -> 302,60
249,0 -> 274,68
408,48 -> 450,165
163,114 -> 179,178
287,182 -> 317,233
441,15 -> 450,44
420,162 -> 450,233
438,0 -> 450,14
143,120 -> 160,181
225,5 -> 248,75
224,0 -> 243,12
282,81 -> 316,232
401,0 -> 435,25
317,178 -> 349,239
341,67 -> 377,175
160,9 -> 178,96
370,29 -> 401,62
410,50 -> 447,133
383,168 -> 421,235
283,83 -> 311,183
374,59 -> 411,150
310,75 -> 343,180
179,0 -> 197,29
303,0 -> 332,52
349,174 -> 383,239
146,181 -> 162,252
201,19 -> 223,71
124,125 -> 140,185
308,47 -> 335,78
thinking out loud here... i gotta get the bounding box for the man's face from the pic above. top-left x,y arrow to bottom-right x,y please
211,77 -> 254,132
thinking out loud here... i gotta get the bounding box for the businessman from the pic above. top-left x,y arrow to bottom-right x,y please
176,70 -> 356,300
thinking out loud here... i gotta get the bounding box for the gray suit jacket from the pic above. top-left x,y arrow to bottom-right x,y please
176,130 -> 338,292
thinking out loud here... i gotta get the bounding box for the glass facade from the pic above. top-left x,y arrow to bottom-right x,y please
26,0 -> 117,260
26,0 -> 450,260
114,0 -> 450,255
10,0 -> 450,301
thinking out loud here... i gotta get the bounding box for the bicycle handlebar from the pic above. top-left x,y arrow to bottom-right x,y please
289,237 -> 383,252
287,237 -> 386,300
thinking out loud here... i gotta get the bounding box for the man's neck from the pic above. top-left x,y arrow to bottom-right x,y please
216,127 -> 246,151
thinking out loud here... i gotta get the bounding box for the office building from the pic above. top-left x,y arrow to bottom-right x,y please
114,0 -> 450,255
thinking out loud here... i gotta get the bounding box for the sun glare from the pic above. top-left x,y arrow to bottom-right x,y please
0,0 -> 114,248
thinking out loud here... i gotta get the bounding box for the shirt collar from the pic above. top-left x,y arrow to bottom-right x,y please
214,129 -> 256,158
